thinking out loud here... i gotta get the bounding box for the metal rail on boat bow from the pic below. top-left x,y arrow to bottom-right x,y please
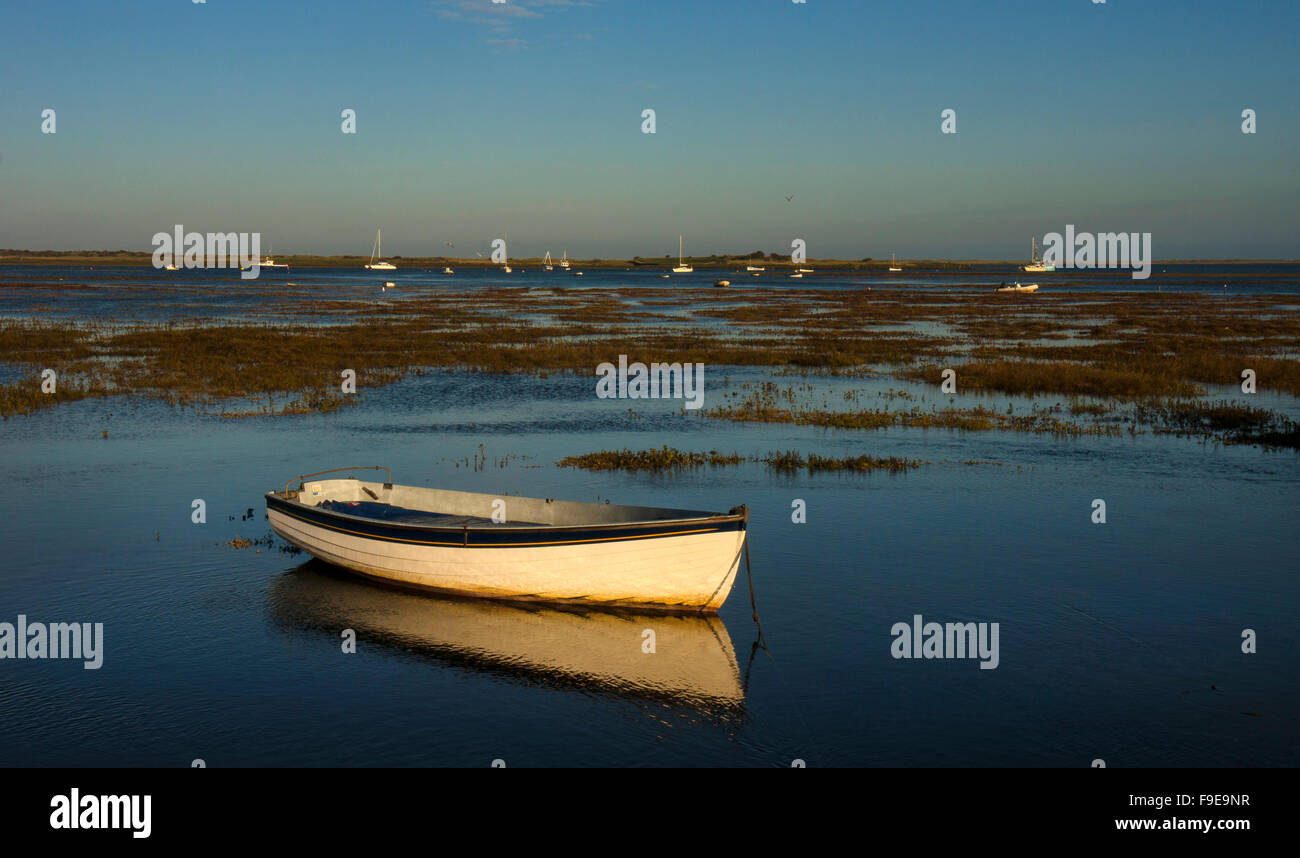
285,465 -> 392,495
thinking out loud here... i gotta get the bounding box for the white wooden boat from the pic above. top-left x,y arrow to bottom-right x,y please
713,279 -> 730,287
266,467 -> 748,612
888,253 -> 902,272
996,281 -> 1039,293
788,272 -> 802,278
745,265 -> 765,272
270,565 -> 744,707
365,229 -> 397,270
672,235 -> 693,273
442,267 -> 454,274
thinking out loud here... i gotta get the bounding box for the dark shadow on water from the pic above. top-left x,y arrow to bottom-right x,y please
267,559 -> 749,722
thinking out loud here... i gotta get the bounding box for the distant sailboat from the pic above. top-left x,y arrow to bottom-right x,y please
443,267 -> 454,275
745,264 -> 765,272
672,235 -> 693,273
888,253 -> 902,272
365,229 -> 397,270
544,251 -> 554,271
1021,237 -> 1054,273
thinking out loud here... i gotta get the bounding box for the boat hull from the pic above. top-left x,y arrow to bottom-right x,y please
266,489 -> 745,612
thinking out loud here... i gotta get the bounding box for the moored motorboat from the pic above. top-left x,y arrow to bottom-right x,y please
996,281 -> 1039,293
266,467 -> 748,612
241,254 -> 289,272
713,279 -> 730,287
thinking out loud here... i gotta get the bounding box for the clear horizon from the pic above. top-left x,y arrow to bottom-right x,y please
2,0 -> 1296,259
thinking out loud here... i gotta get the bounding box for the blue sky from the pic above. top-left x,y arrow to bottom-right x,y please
1,0 -> 1296,259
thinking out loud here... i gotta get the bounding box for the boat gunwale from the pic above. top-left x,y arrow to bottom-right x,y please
265,489 -> 746,536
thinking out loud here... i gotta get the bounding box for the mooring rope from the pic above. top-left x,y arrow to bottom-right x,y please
744,537 -> 768,654
739,532 -> 826,767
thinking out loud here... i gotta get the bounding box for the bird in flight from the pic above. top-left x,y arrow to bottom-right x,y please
784,195 -> 794,202
445,241 -> 454,247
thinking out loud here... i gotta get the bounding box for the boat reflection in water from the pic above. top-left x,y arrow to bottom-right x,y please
268,561 -> 747,715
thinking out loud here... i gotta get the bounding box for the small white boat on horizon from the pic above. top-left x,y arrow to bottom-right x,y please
544,251 -> 554,271
266,467 -> 748,612
560,250 -> 571,270
745,264 -> 765,272
888,253 -> 902,272
443,267 -> 454,274
1021,237 -> 1055,273
365,229 -> 397,270
242,250 -> 289,272
672,235 -> 694,273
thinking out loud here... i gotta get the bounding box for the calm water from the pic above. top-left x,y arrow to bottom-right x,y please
1,269 -> 1297,767
2,262 -> 1299,326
